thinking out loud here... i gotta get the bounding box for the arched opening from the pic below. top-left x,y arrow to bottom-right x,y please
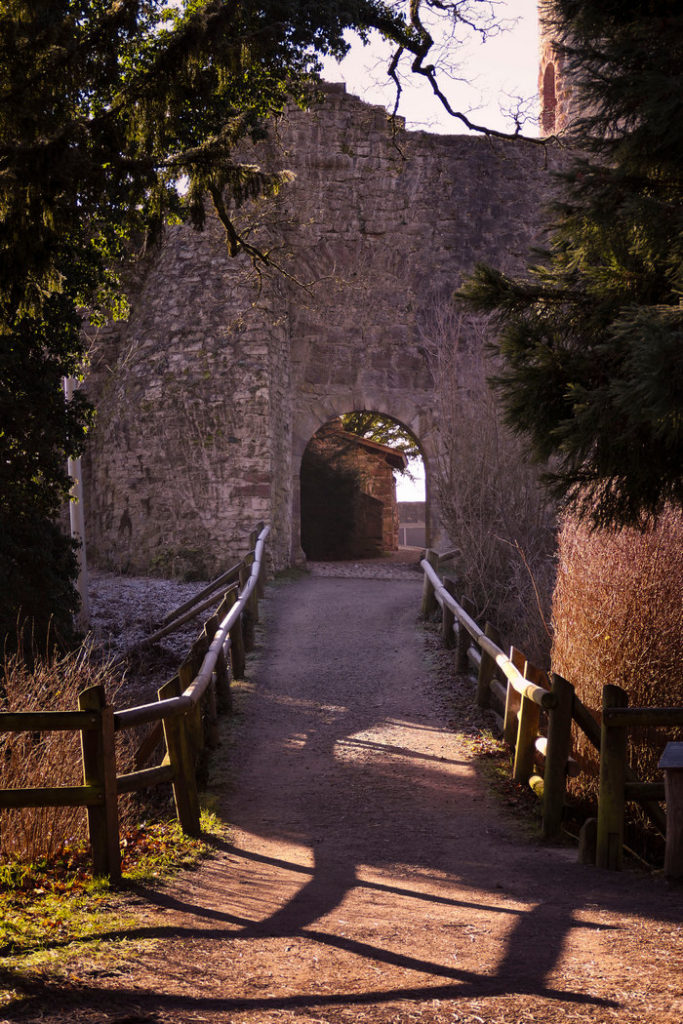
541,62 -> 557,134
300,413 -> 426,561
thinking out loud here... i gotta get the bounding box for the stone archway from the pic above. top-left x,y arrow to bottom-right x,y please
291,401 -> 437,565
299,416 -> 419,561
82,86 -> 559,577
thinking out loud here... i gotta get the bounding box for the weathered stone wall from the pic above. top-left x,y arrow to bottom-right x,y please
83,215 -> 280,575
538,17 -> 583,135
83,84 -> 561,577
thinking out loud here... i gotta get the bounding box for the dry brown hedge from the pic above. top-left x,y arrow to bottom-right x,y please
0,647 -> 134,864
551,506 -> 683,818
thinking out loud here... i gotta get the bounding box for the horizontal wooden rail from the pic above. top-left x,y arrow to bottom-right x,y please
597,683 -> 679,871
184,528 -> 269,705
0,785 -> 103,809
624,781 -> 666,802
114,528 -> 270,730
0,522 -> 270,882
421,558 -> 556,711
535,736 -> 580,778
116,763 -> 175,794
420,550 -> 679,869
603,707 -> 683,728
0,710 -> 99,733
114,694 -> 193,731
161,562 -> 242,627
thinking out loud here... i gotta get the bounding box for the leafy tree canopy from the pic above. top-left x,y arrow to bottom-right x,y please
0,0 -> 506,648
459,0 -> 683,529
341,412 -> 421,467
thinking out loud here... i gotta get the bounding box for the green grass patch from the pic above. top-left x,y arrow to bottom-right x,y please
0,809 -> 226,1008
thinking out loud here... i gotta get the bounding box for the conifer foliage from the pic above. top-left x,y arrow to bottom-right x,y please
460,1 -> 683,528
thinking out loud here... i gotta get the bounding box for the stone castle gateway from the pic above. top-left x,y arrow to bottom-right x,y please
83,83 -> 560,578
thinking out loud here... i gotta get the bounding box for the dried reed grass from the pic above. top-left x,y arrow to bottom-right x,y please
0,646 -> 133,864
551,506 -> 683,816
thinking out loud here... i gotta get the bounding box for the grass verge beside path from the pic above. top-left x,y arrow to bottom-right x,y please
0,810 -> 225,1012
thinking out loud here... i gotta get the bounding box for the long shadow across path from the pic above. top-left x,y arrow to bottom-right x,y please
6,566 -> 683,1024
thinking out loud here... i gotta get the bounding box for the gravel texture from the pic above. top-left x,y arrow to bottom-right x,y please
8,564 -> 682,1024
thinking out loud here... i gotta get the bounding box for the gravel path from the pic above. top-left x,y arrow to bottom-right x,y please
11,568 -> 683,1024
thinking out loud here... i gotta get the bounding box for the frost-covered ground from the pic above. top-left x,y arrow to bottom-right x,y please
88,568 -> 209,660
87,568 -> 211,706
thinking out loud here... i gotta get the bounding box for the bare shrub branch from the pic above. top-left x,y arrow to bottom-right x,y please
0,647 -> 133,864
419,299 -> 557,664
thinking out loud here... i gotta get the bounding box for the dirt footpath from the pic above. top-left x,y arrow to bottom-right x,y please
10,568 -> 683,1023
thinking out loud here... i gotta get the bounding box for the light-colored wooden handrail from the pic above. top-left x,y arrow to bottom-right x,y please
114,694 -> 193,730
0,523 -> 270,879
420,557 -> 556,711
111,524 -> 270,728
184,525 -> 270,705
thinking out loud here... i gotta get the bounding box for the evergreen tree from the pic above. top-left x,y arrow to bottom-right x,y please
460,0 -> 683,528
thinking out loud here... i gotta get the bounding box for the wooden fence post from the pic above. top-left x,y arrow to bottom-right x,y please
214,647 -> 232,713
199,616 -> 220,746
245,551 -> 259,624
455,595 -> 475,673
158,678 -> 201,837
239,558 -> 256,650
220,587 -> 245,680
78,685 -> 121,882
420,549 -> 439,618
513,692 -> 540,784
441,576 -> 457,649
205,602 -> 232,713
476,622 -> 502,709
660,743 -> 683,879
255,549 -> 266,599
179,650 -> 205,756
596,684 -> 628,870
503,647 -> 525,748
578,817 -> 598,864
542,673 -> 575,839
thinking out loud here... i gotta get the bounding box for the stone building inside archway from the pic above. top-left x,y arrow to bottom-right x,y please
300,418 -> 406,560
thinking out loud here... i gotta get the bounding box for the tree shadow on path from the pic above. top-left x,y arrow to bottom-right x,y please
4,577 -> 682,1023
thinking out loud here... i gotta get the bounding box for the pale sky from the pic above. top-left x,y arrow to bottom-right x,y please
321,0 -> 540,136
396,459 -> 426,502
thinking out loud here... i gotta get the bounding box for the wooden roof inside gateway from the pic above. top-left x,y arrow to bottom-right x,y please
320,421 -> 408,472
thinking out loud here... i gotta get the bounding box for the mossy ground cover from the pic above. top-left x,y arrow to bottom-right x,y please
0,810 -> 225,1010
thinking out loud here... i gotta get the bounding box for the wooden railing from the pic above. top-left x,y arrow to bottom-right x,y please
598,687 -> 683,870
420,549 -> 682,872
0,523 -> 270,882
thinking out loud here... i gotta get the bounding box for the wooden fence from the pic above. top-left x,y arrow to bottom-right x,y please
0,523 -> 270,882
420,549 -> 683,873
